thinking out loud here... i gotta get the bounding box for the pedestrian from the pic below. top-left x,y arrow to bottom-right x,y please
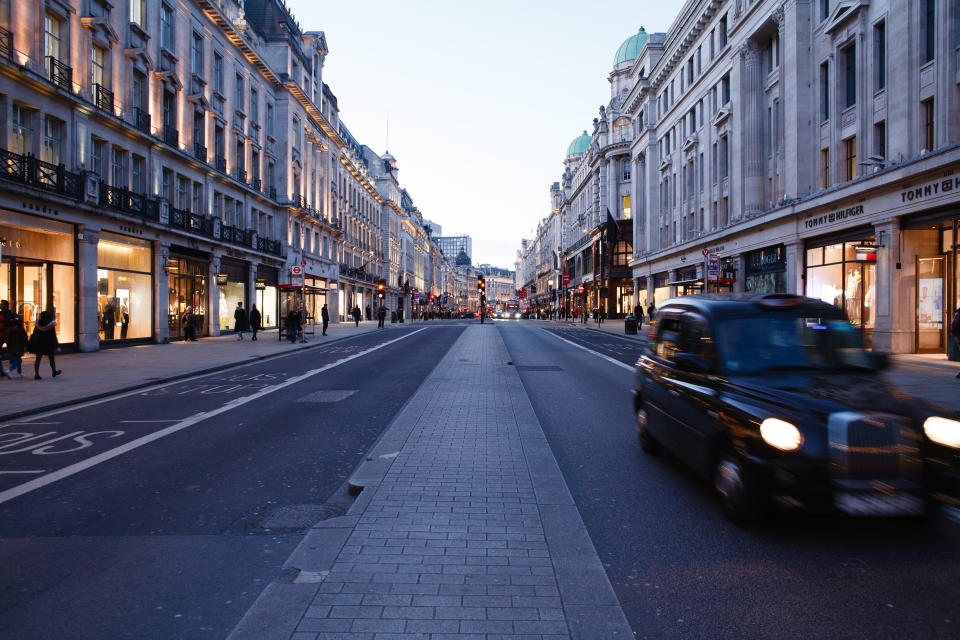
4,314 -> 26,379
352,305 -> 361,327
182,306 -> 197,341
298,307 -> 308,343
234,301 -> 249,340
321,303 -> 329,335
286,308 -> 299,343
365,304 -> 371,321
635,304 -> 645,325
377,305 -> 386,329
0,299 -> 14,379
647,303 -> 656,324
28,309 -> 61,379
249,304 -> 261,341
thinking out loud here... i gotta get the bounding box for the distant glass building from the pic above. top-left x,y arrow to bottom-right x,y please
436,236 -> 473,266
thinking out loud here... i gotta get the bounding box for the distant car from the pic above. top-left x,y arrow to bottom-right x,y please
495,310 -> 504,318
633,293 -> 960,523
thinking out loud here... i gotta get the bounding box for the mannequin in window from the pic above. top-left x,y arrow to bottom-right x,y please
102,299 -> 116,340
120,303 -> 129,339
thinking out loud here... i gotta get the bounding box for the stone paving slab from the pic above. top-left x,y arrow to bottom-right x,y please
228,324 -> 633,640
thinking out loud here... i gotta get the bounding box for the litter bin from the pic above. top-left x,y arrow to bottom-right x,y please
391,311 -> 398,323
624,314 -> 638,335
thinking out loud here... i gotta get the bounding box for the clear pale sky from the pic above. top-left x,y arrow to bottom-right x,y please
290,1 -> 682,270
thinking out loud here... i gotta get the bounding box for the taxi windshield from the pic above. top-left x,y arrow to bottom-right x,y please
716,315 -> 875,374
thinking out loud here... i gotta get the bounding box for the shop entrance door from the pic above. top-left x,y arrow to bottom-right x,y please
916,256 -> 945,353
15,261 -> 48,336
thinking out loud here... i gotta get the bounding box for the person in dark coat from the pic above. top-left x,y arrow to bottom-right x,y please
102,299 -> 116,340
0,299 -> 14,379
249,304 -> 261,341
234,301 -> 249,340
182,306 -> 197,341
321,303 -> 329,336
4,314 -> 26,379
286,308 -> 299,343
30,309 -> 60,379
950,307 -> 960,373
647,303 -> 656,324
377,305 -> 386,329
352,306 -> 361,327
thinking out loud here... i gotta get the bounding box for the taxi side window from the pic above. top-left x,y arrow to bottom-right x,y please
653,316 -> 683,361
679,314 -> 710,357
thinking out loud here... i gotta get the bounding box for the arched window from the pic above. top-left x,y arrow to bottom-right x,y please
614,117 -> 631,143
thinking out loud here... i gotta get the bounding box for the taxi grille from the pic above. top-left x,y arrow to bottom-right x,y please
828,412 -> 908,480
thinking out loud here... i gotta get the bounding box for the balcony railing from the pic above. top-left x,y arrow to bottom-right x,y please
268,186 -> 277,200
256,236 -> 283,256
214,155 -> 226,172
293,194 -> 305,209
132,107 -> 150,134
0,26 -> 12,61
193,143 -> 207,162
0,149 -> 82,199
94,83 -> 114,113
252,178 -> 261,192
100,183 -> 149,218
46,56 -> 72,91
170,207 -> 214,236
163,126 -> 178,147
236,168 -> 246,183
221,224 -> 252,247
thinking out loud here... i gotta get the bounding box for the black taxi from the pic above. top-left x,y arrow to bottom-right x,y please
633,293 -> 960,523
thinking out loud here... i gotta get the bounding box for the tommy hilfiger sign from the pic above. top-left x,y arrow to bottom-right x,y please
900,176 -> 960,204
804,204 -> 865,230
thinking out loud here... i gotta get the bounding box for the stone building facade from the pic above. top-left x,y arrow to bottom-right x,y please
528,0 -> 960,353
0,0 -> 455,350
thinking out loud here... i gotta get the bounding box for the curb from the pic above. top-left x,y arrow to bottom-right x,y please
0,331 -> 366,423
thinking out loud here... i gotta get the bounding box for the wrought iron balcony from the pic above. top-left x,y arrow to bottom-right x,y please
214,155 -> 226,172
100,183 -> 147,218
132,107 -> 150,134
0,26 -> 12,61
0,149 -> 82,199
268,186 -> 277,200
256,236 -> 283,256
46,56 -> 72,91
236,168 -> 246,183
193,143 -> 207,162
170,207 -> 214,237
293,194 -> 305,209
252,178 -> 261,192
94,83 -> 114,113
163,126 -> 178,147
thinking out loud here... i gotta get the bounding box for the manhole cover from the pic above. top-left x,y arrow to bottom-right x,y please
297,389 -> 358,403
517,365 -> 563,372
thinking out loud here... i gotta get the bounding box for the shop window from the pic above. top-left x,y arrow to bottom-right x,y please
97,232 -> 152,342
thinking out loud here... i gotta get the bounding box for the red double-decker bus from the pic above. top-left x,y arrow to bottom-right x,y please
505,299 -> 521,319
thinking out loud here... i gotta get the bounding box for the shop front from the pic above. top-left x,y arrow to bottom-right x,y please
167,252 -> 208,340
745,245 -> 787,294
804,229 -> 876,348
217,258 -> 249,332
0,211 -> 75,345
653,272 -> 670,307
902,215 -> 958,354
97,231 -> 152,343
255,266 -> 278,328
671,267 -> 702,296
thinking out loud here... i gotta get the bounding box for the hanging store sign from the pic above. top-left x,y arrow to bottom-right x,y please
255,278 -> 266,290
215,273 -> 229,286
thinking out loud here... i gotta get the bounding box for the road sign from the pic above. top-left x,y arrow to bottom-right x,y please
702,248 -> 710,257
290,265 -> 303,276
707,254 -> 721,279
562,273 -> 570,285
301,259 -> 307,266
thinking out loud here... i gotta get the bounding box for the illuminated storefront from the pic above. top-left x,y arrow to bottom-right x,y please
745,245 -> 787,294
0,211 -> 75,345
96,232 -> 152,343
167,254 -> 208,340
217,259 -> 249,332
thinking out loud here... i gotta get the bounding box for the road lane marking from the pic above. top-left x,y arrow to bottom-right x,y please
0,328 -> 424,429
0,328 -> 427,505
542,329 -> 635,372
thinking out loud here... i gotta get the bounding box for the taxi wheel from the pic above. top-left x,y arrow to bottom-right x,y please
713,449 -> 758,525
636,408 -> 659,454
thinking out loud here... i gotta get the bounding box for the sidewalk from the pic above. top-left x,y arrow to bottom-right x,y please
228,323 -> 633,640
0,320 -> 392,421
530,317 -> 960,411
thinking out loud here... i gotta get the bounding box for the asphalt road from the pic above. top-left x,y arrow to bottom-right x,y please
500,321 -> 960,640
0,324 -> 465,640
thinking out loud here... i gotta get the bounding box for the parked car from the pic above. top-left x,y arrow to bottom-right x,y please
633,293 -> 960,523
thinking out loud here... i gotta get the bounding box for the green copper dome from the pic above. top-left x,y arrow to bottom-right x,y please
566,131 -> 591,156
613,27 -> 648,66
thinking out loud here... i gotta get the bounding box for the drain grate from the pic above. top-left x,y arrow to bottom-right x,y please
260,504 -> 346,529
517,365 -> 563,372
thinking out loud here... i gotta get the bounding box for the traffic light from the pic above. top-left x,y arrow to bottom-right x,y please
377,279 -> 385,300
477,275 -> 485,292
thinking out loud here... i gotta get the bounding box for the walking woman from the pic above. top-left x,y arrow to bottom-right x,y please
29,309 -> 61,379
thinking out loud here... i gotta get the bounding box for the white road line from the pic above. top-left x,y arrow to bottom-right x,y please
543,328 -> 635,372
118,420 -> 184,423
0,328 -> 427,505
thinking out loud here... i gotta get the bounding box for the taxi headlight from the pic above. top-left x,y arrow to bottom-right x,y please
760,418 -> 803,451
923,416 -> 960,449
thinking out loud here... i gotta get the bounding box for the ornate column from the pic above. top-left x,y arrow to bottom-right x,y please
76,226 -> 100,352
740,40 -> 765,216
154,243 -> 170,344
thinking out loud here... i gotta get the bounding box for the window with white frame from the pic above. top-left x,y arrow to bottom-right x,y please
192,32 -> 203,76
161,3 -> 174,50
111,147 -> 126,188
42,116 -> 62,165
130,0 -> 146,28
10,105 -> 33,155
131,155 -> 145,193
